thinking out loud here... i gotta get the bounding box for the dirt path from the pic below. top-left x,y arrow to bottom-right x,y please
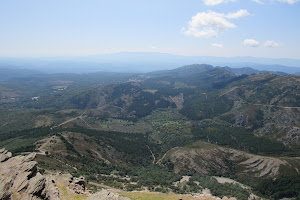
51,118 -> 78,129
79,117 -> 93,129
146,145 -> 156,164
37,137 -> 53,155
156,148 -> 175,164
0,122 -> 8,128
216,86 -> 238,99
156,153 -> 167,164
88,182 -> 124,193
51,110 -> 91,129
90,149 -> 111,164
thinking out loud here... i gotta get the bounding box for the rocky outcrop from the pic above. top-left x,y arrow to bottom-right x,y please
54,173 -> 91,196
71,176 -> 86,194
0,148 -> 59,200
85,189 -> 130,200
161,142 -> 300,182
256,123 -> 300,146
166,93 -> 184,109
279,127 -> 300,146
235,113 -> 249,127
0,148 -> 12,162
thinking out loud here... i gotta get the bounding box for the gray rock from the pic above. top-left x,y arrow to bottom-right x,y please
0,148 -> 6,153
0,149 -> 60,200
26,173 -> 46,195
13,172 -> 31,192
0,149 -> 12,162
279,127 -> 300,146
0,177 -> 13,200
42,176 -> 60,200
235,113 -> 249,126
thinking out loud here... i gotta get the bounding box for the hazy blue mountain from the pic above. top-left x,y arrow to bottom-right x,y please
148,64 -> 214,77
1,52 -> 300,74
220,66 -> 287,75
0,68 -> 43,81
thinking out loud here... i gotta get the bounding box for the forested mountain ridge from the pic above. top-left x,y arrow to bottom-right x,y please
1,64 -> 300,199
69,65 -> 300,147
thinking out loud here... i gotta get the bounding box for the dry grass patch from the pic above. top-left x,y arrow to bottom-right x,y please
57,183 -> 87,200
122,192 -> 215,200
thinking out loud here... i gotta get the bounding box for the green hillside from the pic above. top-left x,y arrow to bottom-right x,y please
1,64 -> 300,199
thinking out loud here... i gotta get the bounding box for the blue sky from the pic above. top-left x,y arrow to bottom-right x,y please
0,0 -> 299,58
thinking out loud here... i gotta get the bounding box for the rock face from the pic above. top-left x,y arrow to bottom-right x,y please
85,189 -> 130,200
279,127 -> 300,146
0,148 -> 60,200
55,173 -> 91,195
71,176 -> 86,194
235,113 -> 249,127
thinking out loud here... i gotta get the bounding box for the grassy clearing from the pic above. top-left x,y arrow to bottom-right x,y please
174,82 -> 196,89
35,154 -> 74,172
57,183 -> 87,200
0,137 -> 37,153
146,110 -> 193,136
122,192 -> 212,200
34,115 -> 53,127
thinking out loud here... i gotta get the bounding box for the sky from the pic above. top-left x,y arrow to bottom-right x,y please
0,0 -> 299,58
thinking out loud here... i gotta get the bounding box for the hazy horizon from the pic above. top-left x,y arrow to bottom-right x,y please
1,51 -> 300,60
0,0 -> 299,58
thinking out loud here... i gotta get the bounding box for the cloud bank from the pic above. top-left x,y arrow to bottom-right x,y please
203,0 -> 237,6
264,40 -> 279,48
243,39 -> 260,47
204,0 -> 299,5
277,0 -> 299,4
226,9 -> 250,19
182,10 -> 249,38
211,43 -> 224,48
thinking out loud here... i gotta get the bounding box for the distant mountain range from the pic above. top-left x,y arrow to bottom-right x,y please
0,63 -> 288,82
0,52 -> 300,74
0,68 -> 43,81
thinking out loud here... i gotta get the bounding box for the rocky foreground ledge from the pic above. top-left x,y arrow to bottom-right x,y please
0,148 -> 129,200
0,148 -> 59,200
0,148 -> 236,200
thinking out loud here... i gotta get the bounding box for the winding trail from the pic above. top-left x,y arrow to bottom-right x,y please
156,148 -> 175,164
216,86 -> 238,99
0,122 -> 8,128
146,145 -> 156,164
51,110 -> 93,129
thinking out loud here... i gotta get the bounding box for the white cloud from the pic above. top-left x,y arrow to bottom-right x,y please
277,0 -> 299,4
243,39 -> 260,47
149,45 -> 158,49
204,0 -> 298,5
252,0 -> 264,4
183,10 -> 249,38
211,43 -> 224,48
264,40 -> 279,48
226,9 -> 250,19
203,0 -> 237,6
